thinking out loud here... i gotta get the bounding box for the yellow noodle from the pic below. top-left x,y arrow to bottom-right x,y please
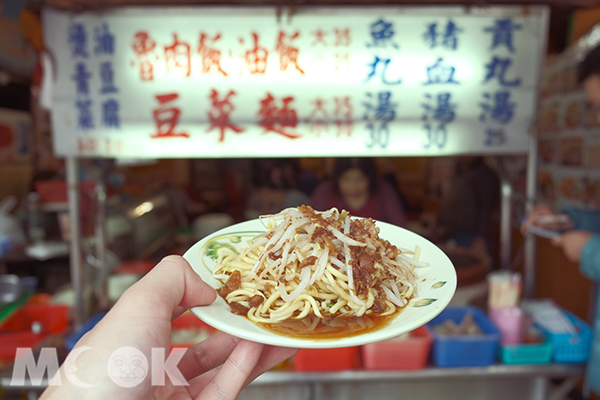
213,206 -> 425,327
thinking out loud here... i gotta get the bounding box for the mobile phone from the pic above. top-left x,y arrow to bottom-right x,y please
534,214 -> 570,224
526,225 -> 561,240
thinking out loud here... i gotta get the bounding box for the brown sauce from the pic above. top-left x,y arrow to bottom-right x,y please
256,309 -> 402,340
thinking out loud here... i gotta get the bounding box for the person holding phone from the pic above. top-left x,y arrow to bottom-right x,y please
522,43 -> 600,398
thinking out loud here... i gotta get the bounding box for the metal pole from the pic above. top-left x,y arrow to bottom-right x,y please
500,164 -> 513,270
522,5 -> 548,299
95,177 -> 108,311
524,134 -> 539,299
67,157 -> 84,329
492,156 -> 512,270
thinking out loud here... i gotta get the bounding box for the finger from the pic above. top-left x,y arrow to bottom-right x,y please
178,331 -> 297,383
177,332 -> 241,380
551,235 -> 562,246
172,305 -> 190,322
242,345 -> 299,385
83,255 -> 217,356
115,255 -> 217,322
185,344 -> 298,398
195,340 -> 264,400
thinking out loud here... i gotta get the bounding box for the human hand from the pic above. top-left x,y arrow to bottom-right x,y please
551,231 -> 594,263
40,255 -> 298,400
520,203 -> 572,236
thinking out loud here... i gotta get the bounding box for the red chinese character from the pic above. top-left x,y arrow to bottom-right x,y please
206,89 -> 244,142
334,28 -> 351,47
151,93 -> 189,138
243,32 -> 268,74
164,33 -> 191,77
311,29 -> 327,46
131,31 -> 157,81
309,98 -> 328,136
198,33 -> 227,76
335,53 -> 350,71
334,96 -> 353,137
258,93 -> 300,139
275,31 -> 304,74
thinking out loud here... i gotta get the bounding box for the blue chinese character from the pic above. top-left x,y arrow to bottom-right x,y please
68,23 -> 88,58
484,128 -> 505,146
423,58 -> 460,85
421,93 -> 456,149
443,21 -> 463,50
422,93 -> 456,125
363,91 -> 396,150
94,23 -> 115,55
72,63 -> 91,95
363,91 -> 397,123
484,18 -> 522,53
484,56 -> 521,87
76,100 -> 94,130
479,91 -> 515,124
423,20 -> 463,50
367,19 -> 399,49
423,23 -> 438,49
102,99 -> 120,128
99,62 -> 118,94
365,56 -> 401,85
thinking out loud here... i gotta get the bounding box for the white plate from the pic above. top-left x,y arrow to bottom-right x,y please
183,218 -> 457,349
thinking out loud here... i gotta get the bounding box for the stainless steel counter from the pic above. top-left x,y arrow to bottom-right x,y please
239,364 -> 586,400
0,363 -> 585,400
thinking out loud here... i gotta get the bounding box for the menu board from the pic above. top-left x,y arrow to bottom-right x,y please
537,24 -> 600,210
42,6 -> 548,158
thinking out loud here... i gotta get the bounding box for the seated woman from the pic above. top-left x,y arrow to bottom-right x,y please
310,158 -> 407,227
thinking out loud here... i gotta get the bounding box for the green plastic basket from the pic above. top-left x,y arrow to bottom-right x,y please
500,340 -> 553,365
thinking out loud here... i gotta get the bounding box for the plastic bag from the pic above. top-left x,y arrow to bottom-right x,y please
0,196 -> 26,250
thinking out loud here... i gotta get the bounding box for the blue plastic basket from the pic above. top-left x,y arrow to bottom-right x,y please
427,306 -> 500,368
65,312 -> 107,351
538,311 -> 592,363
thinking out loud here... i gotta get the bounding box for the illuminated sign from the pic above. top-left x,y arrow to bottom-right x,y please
42,6 -> 548,158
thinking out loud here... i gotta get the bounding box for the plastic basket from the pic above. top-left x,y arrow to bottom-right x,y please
293,347 -> 360,372
0,304 -> 70,362
361,325 -> 432,370
170,311 -> 216,352
427,306 -> 500,368
65,312 -> 107,351
539,311 -> 592,363
501,340 -> 553,365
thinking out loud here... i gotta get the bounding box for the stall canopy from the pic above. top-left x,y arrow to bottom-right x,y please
42,6 -> 548,158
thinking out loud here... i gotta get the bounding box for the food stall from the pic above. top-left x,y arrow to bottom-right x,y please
40,3 -> 548,321
0,3 -> 593,400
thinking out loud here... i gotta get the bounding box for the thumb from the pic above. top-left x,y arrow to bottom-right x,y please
116,255 -> 217,322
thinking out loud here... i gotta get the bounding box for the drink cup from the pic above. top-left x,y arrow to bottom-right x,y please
489,306 -> 524,346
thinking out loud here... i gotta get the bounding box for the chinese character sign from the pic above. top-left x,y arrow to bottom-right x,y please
43,6 -> 548,158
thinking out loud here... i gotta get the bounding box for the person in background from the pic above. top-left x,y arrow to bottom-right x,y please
521,43 -> 600,398
310,157 -> 407,227
433,156 -> 500,256
39,256 -> 297,400
245,158 -> 310,219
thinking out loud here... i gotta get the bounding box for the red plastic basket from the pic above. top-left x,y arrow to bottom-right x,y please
170,311 -> 216,353
293,347 -> 360,372
0,304 -> 70,361
361,325 -> 433,370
